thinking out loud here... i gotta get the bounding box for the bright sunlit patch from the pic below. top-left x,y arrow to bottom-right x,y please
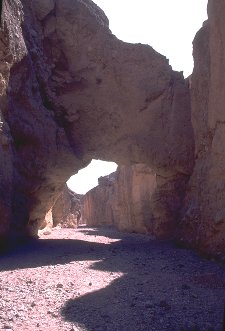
92,0 -> 208,77
67,159 -> 118,194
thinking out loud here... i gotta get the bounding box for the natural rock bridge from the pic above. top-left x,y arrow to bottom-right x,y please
0,0 -> 225,256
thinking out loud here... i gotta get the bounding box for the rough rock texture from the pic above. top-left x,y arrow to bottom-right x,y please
2,0 -> 225,257
0,0 -> 87,240
179,0 -> 225,256
83,164 -> 185,237
0,0 -> 194,241
40,185 -> 83,233
82,165 -> 157,234
39,208 -> 53,235
82,172 -> 117,228
52,186 -> 82,228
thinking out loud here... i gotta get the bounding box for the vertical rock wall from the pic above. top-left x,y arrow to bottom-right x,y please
82,165 -> 156,234
52,186 -> 82,228
40,185 -> 83,233
180,0 -> 225,256
82,172 -> 117,228
0,0 -> 194,241
0,0 -> 23,238
2,0 -> 225,256
82,164 -> 185,237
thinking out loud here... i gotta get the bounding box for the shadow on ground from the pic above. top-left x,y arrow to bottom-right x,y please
0,237 -> 109,271
77,225 -> 128,239
0,227 -> 225,330
59,228 -> 225,331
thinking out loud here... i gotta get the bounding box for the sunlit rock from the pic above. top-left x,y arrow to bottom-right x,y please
82,164 -> 188,238
3,0 -> 218,252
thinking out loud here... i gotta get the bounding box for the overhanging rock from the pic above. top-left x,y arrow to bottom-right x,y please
0,0 -> 193,241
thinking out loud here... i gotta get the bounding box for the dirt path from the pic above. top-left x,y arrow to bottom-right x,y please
0,226 -> 225,331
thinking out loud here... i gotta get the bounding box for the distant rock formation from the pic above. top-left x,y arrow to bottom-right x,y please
82,164 -> 185,237
82,165 -> 157,234
52,186 -> 82,229
39,185 -> 82,234
82,172 -> 117,228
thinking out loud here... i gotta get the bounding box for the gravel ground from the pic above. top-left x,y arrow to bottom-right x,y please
0,226 -> 225,331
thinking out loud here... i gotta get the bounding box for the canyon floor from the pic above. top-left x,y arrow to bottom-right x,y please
0,226 -> 225,331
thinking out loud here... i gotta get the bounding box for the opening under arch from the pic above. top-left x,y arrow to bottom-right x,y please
67,159 -> 118,195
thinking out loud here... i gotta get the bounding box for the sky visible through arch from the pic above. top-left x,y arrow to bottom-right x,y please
67,0 -> 208,194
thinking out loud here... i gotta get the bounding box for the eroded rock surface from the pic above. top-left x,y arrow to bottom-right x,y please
82,172 -> 117,228
40,185 -> 82,234
0,0 -> 194,241
180,0 -> 225,256
82,164 -> 187,238
82,165 -> 157,234
52,185 -> 82,228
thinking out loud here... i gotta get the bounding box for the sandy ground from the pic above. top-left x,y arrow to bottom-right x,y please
0,226 -> 225,331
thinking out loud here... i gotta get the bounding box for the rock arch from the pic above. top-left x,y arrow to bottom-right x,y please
0,0 -> 194,240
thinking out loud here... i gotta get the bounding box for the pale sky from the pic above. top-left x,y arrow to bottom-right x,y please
67,0 -> 208,194
67,159 -> 118,194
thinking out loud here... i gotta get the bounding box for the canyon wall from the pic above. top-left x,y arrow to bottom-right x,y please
0,0 -> 193,241
52,186 -> 82,228
83,164 -> 187,238
82,165 -> 157,234
83,0 -> 225,256
179,0 -> 225,256
40,185 -> 82,233
0,0 -> 225,255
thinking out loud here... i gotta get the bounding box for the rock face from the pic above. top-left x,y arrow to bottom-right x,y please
82,165 -> 157,234
52,186 -> 82,228
1,0 -> 225,256
82,172 -> 117,228
0,0 -> 193,241
179,0 -> 225,256
82,164 -> 187,237
40,185 -> 82,232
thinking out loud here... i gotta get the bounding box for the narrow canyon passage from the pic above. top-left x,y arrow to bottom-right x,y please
0,227 -> 224,331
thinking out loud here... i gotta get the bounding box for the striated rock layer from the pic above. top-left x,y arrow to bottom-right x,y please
0,0 -> 193,241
